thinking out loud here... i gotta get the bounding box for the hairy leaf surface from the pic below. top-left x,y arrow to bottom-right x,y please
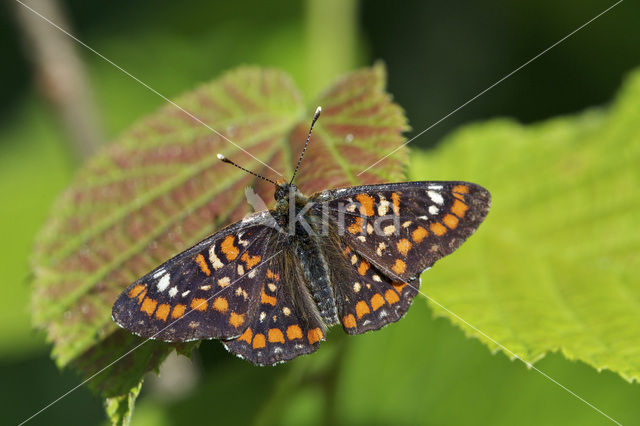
411,68 -> 640,382
31,64 -> 408,423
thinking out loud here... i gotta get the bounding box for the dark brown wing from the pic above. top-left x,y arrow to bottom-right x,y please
313,181 -> 490,282
111,211 -> 280,342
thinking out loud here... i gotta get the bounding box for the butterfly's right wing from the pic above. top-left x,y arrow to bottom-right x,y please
112,211 -> 281,342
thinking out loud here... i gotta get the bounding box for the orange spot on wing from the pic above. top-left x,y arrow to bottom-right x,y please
212,297 -> 228,313
355,300 -> 370,319
356,193 -> 375,216
385,289 -> 400,305
241,252 -> 262,269
220,235 -> 239,261
451,199 -> 469,218
238,327 -> 253,344
392,259 -> 406,275
137,289 -> 147,304
140,297 -> 157,316
261,287 -> 277,306
453,184 -> 469,194
357,259 -> 370,276
397,238 -> 412,255
266,269 -> 281,281
371,293 -> 385,311
343,246 -> 351,256
348,217 -> 364,234
191,298 -> 208,311
171,304 -> 186,319
286,325 -> 303,340
268,328 -> 285,343
412,226 -> 428,243
430,222 -> 447,236
155,303 -> 171,321
229,312 -> 245,328
253,333 -> 266,349
307,327 -> 323,344
195,253 -> 211,276
343,314 -> 357,328
393,281 -> 408,293
128,284 -> 146,299
391,192 -> 401,215
443,213 -> 459,229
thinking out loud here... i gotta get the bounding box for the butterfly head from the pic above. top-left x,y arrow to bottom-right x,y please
274,181 -> 308,216
274,179 -> 293,201
217,106 -> 321,210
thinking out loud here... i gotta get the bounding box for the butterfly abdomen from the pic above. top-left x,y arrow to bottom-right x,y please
291,223 -> 339,327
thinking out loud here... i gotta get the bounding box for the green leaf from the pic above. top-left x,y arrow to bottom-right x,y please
30,64 -> 408,423
409,67 -> 640,382
104,380 -> 142,426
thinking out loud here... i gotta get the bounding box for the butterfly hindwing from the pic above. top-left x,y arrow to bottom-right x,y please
223,246 -> 326,365
313,181 -> 491,282
111,211 -> 278,342
335,243 -> 419,335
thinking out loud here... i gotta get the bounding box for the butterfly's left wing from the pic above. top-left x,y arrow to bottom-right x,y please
313,181 -> 491,283
111,211 -> 281,342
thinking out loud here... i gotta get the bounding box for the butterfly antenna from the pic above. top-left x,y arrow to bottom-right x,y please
217,153 -> 279,186
290,106 -> 322,185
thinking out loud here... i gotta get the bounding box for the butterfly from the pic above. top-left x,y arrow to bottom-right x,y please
112,107 -> 491,366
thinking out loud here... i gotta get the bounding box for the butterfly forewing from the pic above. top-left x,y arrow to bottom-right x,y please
314,181 -> 491,282
111,212 -> 279,342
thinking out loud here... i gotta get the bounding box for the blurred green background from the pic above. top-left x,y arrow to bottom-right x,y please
2,0 -> 639,424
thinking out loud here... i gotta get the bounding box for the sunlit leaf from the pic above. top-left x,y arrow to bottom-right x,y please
30,64 -> 408,423
410,68 -> 640,382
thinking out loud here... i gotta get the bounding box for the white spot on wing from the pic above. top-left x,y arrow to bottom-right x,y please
427,190 -> 444,205
429,205 -> 439,215
377,195 -> 390,216
182,290 -> 190,297
153,269 -> 165,279
383,225 -> 397,236
168,286 -> 178,298
237,233 -> 249,247
156,273 -> 171,292
209,244 -> 224,270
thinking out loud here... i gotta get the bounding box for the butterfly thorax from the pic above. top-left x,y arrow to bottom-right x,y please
273,182 -> 339,326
